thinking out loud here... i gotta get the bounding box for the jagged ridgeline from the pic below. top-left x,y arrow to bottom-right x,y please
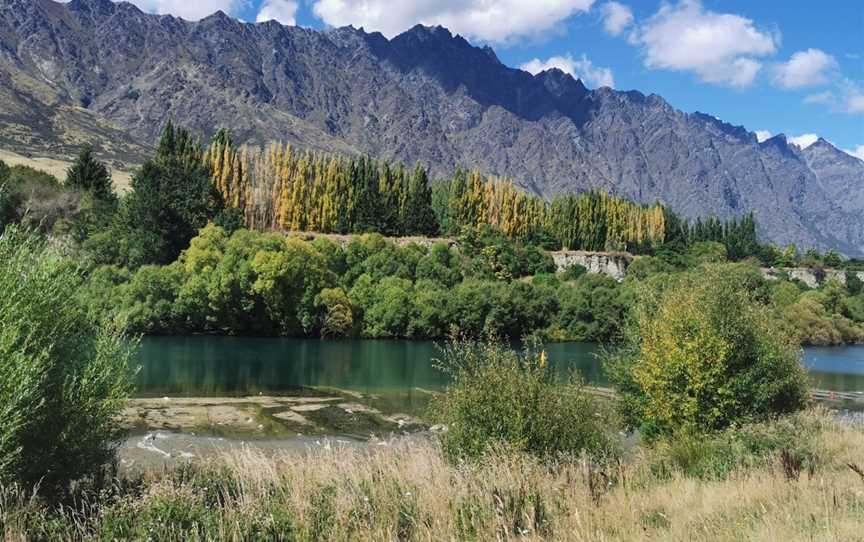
203,132 -> 666,251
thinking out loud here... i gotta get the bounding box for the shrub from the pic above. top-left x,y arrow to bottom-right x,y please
0,227 -> 135,494
0,165 -> 82,234
554,274 -> 631,342
561,263 -> 587,282
607,263 -> 809,438
431,339 -> 616,460
647,411 -> 830,481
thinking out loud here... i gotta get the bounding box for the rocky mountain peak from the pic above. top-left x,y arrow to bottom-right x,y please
0,2 -> 862,254
67,0 -> 116,15
535,68 -> 588,99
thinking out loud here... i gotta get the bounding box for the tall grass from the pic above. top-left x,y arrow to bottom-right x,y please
1,410 -> 861,541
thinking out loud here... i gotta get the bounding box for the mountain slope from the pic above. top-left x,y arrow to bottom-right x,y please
1,0 -> 862,253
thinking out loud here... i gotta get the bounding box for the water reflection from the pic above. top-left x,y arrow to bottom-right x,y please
136,337 -> 863,399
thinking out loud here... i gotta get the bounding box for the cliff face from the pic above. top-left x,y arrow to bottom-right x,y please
1,0 -> 862,254
761,267 -> 864,289
552,252 -> 633,282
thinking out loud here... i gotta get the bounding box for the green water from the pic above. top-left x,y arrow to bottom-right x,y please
136,337 -> 864,400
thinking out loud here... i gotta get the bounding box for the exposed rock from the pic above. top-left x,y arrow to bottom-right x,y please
0,0 -> 862,253
760,267 -> 863,289
552,251 -> 633,281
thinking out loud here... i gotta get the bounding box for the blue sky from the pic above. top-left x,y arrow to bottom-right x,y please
107,1 -> 864,156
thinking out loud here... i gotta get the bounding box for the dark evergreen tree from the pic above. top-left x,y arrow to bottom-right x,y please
118,123 -> 223,266
352,157 -> 382,234
404,165 -> 439,236
65,145 -> 115,201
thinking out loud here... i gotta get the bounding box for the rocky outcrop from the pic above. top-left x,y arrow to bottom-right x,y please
552,251 -> 633,282
760,267 -> 864,289
1,0 -> 862,253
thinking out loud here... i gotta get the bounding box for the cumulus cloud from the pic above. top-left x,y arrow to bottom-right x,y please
754,130 -> 772,142
773,49 -> 838,89
844,88 -> 864,114
311,0 -> 595,43
256,0 -> 299,25
788,134 -> 819,149
804,91 -> 834,106
118,0 -> 243,20
803,82 -> 864,115
629,0 -> 778,88
600,2 -> 633,36
520,53 -> 615,88
844,145 -> 864,161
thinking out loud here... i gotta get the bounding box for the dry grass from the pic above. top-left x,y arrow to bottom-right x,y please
0,148 -> 134,192
1,411 -> 863,541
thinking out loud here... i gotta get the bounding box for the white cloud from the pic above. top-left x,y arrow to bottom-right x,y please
844,88 -> 864,114
755,130 -> 772,142
521,53 -> 615,88
310,0 -> 595,43
803,83 -> 864,115
788,134 -> 819,149
600,2 -> 633,36
804,91 -> 834,106
773,49 -> 837,89
256,0 -> 299,25
59,0 -> 245,20
844,145 -> 864,161
629,0 -> 778,88
122,0 -> 243,20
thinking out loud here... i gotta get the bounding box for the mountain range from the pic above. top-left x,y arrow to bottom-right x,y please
1,0 -> 863,254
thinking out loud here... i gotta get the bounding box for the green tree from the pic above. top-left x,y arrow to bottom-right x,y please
0,227 -> 134,493
115,124 -> 223,266
555,275 -> 630,342
608,264 -> 808,438
823,250 -> 842,268
315,288 -> 354,337
65,144 -> 115,201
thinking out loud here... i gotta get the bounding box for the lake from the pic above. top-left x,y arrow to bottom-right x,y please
136,337 -> 864,401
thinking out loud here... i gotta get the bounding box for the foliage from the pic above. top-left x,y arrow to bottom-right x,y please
78,225 -> 634,341
107,123 -> 224,267
552,274 -> 631,342
0,164 -> 82,234
1,409 -> 861,541
607,264 -> 809,438
201,138 -> 671,251
561,263 -> 587,281
205,141 -> 440,237
65,144 -> 115,201
431,339 -> 616,460
0,227 -> 134,493
459,225 -> 555,280
647,410 -> 829,481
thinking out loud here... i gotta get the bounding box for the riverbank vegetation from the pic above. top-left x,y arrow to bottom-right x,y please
4,411 -> 863,541
1,209 -> 863,540
0,227 -> 134,493
4,124 -> 864,345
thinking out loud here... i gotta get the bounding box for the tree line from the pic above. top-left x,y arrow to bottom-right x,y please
204,131 -> 667,252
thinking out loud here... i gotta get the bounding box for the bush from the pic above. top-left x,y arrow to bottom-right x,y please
0,165 -> 82,234
608,264 -> 809,438
431,340 -> 616,460
0,227 -> 135,494
561,263 -> 587,281
553,274 -> 631,342
648,411 -> 829,481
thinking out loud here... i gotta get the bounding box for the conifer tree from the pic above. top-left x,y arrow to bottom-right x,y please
65,144 -> 115,201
